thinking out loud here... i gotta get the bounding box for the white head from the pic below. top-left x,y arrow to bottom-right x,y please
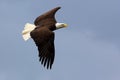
55,23 -> 68,29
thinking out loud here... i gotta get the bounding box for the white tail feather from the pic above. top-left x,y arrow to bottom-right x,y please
22,23 -> 36,41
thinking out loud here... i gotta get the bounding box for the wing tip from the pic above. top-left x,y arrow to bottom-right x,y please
39,58 -> 53,69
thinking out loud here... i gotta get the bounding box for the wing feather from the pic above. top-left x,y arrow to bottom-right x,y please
30,27 -> 55,69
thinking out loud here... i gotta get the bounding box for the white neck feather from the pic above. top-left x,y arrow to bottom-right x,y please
55,23 -> 67,29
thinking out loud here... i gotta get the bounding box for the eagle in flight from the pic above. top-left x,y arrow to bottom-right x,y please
22,7 -> 67,69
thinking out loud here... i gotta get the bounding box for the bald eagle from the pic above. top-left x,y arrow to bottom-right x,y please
22,7 -> 67,69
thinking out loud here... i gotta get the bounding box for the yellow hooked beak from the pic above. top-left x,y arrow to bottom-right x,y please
63,23 -> 68,28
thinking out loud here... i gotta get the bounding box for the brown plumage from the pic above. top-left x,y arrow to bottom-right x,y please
30,7 -> 61,69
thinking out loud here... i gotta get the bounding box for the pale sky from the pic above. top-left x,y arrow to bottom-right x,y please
0,0 -> 120,80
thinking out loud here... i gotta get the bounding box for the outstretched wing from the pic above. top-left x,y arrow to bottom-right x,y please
30,27 -> 55,69
34,7 -> 61,27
